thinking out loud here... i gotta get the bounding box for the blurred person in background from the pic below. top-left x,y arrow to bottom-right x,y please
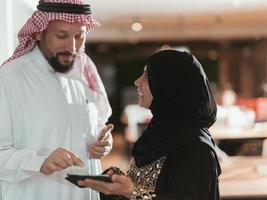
78,50 -> 221,200
221,83 -> 237,107
0,0 -> 113,200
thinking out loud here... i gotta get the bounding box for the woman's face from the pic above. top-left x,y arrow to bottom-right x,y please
134,66 -> 153,108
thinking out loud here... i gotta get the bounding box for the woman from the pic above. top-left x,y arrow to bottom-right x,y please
78,50 -> 221,200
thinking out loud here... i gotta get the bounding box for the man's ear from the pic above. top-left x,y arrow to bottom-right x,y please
35,32 -> 43,41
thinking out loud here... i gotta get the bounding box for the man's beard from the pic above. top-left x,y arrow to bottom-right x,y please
47,52 -> 76,74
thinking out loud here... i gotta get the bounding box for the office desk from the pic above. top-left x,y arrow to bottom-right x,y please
210,126 -> 267,140
220,156 -> 267,200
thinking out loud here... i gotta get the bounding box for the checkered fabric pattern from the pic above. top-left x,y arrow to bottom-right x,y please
2,0 -> 99,66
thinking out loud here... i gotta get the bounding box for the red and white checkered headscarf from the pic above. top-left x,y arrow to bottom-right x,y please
3,0 -> 99,66
1,0 -> 111,117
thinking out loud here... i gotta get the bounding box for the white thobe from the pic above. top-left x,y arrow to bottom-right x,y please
0,46 -> 111,200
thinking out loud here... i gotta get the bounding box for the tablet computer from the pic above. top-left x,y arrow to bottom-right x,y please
66,174 -> 112,188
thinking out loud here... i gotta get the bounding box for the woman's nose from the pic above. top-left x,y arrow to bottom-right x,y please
134,75 -> 142,86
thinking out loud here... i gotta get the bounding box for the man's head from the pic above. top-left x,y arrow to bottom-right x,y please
1,0 -> 98,68
36,20 -> 87,73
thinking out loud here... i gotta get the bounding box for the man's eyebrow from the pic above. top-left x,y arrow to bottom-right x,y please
53,30 -> 86,34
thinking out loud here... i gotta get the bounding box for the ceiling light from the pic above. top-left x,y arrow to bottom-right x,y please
131,22 -> 143,32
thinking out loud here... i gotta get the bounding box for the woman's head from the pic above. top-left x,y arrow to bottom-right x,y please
132,50 -> 218,166
135,49 -> 216,127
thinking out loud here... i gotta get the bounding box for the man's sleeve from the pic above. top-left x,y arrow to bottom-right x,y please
0,76 -> 46,182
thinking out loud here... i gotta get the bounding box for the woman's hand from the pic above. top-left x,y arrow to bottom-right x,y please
78,174 -> 134,198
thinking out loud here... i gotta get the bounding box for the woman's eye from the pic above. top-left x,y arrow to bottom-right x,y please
144,71 -> 148,76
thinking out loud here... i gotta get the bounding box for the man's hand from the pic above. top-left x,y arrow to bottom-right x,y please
40,147 -> 84,175
88,124 -> 114,159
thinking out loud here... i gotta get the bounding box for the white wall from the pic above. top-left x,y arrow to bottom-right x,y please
0,0 -> 35,64
0,0 -> 14,64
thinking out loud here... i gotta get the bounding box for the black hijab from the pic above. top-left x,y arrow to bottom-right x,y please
132,50 -> 218,167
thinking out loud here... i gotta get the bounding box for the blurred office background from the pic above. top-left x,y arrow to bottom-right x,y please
1,0 -> 267,199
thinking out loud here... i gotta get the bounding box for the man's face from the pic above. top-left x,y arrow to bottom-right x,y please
36,20 -> 87,73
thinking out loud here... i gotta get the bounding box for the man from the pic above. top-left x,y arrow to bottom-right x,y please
0,0 -> 113,200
